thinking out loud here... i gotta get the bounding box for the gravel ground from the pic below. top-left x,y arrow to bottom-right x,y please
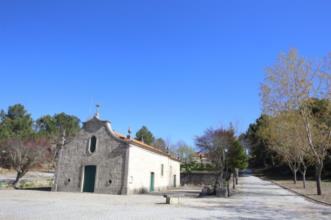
0,175 -> 331,220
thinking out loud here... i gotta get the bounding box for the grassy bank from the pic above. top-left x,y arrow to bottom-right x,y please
272,179 -> 331,205
0,169 -> 54,190
254,168 -> 331,205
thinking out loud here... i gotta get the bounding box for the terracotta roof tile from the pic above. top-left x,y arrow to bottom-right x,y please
112,131 -> 180,162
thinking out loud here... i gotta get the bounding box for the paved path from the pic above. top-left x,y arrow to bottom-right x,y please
0,175 -> 330,220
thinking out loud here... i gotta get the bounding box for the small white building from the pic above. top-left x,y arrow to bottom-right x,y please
54,114 -> 180,195
192,152 -> 212,166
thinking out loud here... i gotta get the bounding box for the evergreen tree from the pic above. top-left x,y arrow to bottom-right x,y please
227,140 -> 248,171
36,113 -> 80,165
0,104 -> 33,139
135,126 -> 155,145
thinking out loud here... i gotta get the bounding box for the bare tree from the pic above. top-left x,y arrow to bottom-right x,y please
261,48 -> 331,195
195,127 -> 235,196
174,141 -> 195,172
4,137 -> 49,188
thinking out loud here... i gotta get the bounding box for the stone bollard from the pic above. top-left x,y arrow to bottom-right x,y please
163,194 -> 180,205
164,195 -> 171,204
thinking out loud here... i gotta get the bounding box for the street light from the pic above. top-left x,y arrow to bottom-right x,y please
223,148 -> 230,197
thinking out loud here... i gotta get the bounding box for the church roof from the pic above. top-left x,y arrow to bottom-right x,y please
84,116 -> 180,162
113,131 -> 181,162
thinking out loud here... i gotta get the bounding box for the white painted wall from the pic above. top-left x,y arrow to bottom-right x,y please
127,144 -> 180,194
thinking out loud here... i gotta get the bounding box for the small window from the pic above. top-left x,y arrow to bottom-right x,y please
89,136 -> 97,153
161,164 -> 164,176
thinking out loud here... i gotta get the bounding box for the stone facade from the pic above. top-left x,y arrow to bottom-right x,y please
54,117 -> 129,194
54,116 -> 181,195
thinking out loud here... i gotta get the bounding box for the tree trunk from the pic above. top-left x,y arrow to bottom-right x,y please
12,171 -> 23,188
293,169 -> 297,184
315,162 -> 323,195
271,156 -> 275,167
299,164 -> 307,189
227,181 -> 230,197
235,168 -> 239,185
289,162 -> 298,185
214,170 -> 223,193
263,158 -> 267,169
232,173 -> 236,189
302,170 -> 306,189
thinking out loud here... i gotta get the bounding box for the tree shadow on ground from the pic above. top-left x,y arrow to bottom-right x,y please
150,190 -> 200,198
17,187 -> 52,191
235,191 -> 296,197
238,186 -> 280,190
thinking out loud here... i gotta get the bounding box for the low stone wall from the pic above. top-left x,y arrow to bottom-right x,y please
180,171 -> 217,186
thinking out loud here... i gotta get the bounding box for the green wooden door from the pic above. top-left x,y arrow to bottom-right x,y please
83,165 -> 96,193
150,172 -> 155,192
173,175 -> 176,187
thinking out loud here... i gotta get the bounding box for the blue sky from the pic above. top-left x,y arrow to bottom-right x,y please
1,0 -> 331,147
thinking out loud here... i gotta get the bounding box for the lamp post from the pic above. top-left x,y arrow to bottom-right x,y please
224,148 -> 228,174
224,148 -> 229,197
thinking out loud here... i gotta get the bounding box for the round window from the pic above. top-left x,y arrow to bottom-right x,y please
89,136 -> 97,153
